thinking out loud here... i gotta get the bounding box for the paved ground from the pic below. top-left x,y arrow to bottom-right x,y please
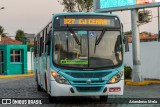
0,77 -> 160,107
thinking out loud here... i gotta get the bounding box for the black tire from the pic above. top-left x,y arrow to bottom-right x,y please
35,71 -> 38,82
36,73 -> 43,91
49,95 -> 57,103
45,74 -> 48,92
100,96 -> 108,102
37,83 -> 43,91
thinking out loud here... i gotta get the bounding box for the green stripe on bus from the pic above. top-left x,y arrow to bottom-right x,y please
61,60 -> 88,65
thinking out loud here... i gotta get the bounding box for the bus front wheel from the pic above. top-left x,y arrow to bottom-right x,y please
49,95 -> 57,103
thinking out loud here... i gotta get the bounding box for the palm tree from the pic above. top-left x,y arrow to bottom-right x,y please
0,25 -> 7,37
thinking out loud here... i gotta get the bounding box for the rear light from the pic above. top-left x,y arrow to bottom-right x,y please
109,87 -> 121,92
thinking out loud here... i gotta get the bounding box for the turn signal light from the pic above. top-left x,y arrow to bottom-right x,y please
111,78 -> 116,83
51,71 -> 57,77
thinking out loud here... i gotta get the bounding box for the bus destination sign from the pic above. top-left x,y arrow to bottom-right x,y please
63,18 -> 109,26
59,17 -> 117,27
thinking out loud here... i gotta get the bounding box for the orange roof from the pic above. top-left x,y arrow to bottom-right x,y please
127,33 -> 158,43
140,33 -> 148,39
0,37 -> 22,45
151,34 -> 157,39
128,36 -> 132,43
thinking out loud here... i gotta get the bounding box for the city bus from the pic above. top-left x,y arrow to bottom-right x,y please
34,13 -> 129,102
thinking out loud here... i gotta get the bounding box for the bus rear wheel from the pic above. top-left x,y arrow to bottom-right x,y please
37,83 -> 43,91
100,96 -> 108,102
36,73 -> 43,91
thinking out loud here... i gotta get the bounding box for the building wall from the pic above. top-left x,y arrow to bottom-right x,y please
27,52 -> 34,71
0,45 -> 7,75
7,45 -> 28,75
0,45 -> 27,75
125,42 -> 160,79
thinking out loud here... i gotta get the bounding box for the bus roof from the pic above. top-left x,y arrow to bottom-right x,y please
52,12 -> 119,18
35,12 -> 120,37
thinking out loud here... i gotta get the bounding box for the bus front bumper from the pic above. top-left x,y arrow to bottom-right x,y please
50,80 -> 124,97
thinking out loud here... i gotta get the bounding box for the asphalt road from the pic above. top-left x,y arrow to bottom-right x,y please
0,77 -> 160,107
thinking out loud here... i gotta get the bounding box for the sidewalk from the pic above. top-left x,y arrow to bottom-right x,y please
0,74 -> 34,79
125,79 -> 160,86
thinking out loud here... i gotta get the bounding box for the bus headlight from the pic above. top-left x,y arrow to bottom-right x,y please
51,71 -> 70,85
108,71 -> 123,84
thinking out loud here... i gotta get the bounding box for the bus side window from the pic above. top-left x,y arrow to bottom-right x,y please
42,31 -> 45,54
36,40 -> 38,57
45,28 -> 49,54
40,37 -> 43,56
34,38 -> 37,57
44,28 -> 47,54
37,37 -> 40,57
46,30 -> 51,55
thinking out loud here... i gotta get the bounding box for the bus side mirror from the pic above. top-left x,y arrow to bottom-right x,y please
124,36 -> 129,52
158,31 -> 160,42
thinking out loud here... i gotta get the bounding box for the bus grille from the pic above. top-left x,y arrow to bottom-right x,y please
66,72 -> 111,78
76,87 -> 101,92
72,81 -> 105,84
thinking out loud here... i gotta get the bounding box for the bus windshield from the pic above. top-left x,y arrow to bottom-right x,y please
53,30 -> 122,69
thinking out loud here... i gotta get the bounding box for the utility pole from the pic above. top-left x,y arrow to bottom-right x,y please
131,9 -> 143,82
93,0 -> 97,12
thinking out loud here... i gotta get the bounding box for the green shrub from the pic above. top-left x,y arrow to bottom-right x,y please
124,66 -> 132,79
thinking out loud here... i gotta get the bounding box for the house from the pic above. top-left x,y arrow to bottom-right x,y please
24,33 -> 35,45
127,33 -> 158,43
0,36 -> 27,75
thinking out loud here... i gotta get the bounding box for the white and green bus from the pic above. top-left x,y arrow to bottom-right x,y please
34,13 -> 129,102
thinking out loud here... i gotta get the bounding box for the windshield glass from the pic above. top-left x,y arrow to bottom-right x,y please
53,30 -> 122,69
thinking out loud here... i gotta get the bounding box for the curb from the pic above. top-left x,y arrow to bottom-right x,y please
125,80 -> 160,86
28,70 -> 34,73
0,74 -> 34,79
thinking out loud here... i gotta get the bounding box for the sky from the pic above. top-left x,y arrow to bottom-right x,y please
0,0 -> 159,37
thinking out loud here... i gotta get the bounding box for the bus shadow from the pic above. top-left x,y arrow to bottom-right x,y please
49,96 -> 117,106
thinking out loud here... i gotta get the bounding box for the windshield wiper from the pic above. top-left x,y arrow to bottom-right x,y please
94,29 -> 106,53
95,29 -> 106,45
69,29 -> 81,45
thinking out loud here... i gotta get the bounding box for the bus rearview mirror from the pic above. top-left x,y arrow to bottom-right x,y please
124,36 -> 129,52
158,31 -> 160,42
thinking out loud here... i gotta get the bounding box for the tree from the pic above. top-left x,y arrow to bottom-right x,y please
141,31 -> 149,35
15,29 -> 25,42
0,25 -> 7,37
125,30 -> 132,36
58,0 -> 93,12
